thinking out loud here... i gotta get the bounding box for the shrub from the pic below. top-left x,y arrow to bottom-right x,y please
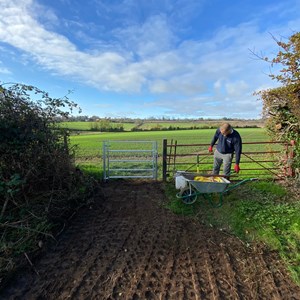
255,32 -> 300,169
0,83 -> 94,285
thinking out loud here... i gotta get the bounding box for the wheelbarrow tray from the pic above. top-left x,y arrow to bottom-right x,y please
176,172 -> 230,194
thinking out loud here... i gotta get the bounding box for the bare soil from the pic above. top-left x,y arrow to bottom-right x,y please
1,180 -> 300,299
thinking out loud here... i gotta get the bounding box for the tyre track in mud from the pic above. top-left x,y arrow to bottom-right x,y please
1,180 -> 300,300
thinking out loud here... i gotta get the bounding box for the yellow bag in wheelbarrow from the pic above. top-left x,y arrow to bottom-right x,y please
194,176 -> 223,183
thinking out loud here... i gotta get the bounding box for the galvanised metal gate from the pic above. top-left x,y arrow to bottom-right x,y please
103,140 -> 158,180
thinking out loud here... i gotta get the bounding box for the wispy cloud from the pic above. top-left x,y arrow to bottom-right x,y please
1,0 -> 300,118
0,67 -> 11,75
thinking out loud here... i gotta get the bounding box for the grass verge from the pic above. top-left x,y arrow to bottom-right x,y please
164,179 -> 300,285
79,164 -> 104,181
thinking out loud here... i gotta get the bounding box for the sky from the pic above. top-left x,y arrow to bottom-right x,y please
0,0 -> 299,119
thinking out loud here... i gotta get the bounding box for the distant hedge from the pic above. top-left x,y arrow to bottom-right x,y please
131,124 -> 259,131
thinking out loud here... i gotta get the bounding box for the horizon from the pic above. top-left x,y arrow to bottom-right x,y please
62,115 -> 265,122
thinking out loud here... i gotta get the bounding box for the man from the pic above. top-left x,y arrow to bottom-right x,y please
208,123 -> 242,176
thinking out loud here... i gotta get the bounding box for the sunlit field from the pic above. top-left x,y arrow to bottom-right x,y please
69,127 -> 288,180
70,127 -> 269,158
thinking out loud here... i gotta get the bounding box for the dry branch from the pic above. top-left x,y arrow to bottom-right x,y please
24,252 -> 40,276
0,223 -> 56,241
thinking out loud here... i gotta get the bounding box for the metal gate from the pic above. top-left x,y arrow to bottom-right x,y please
162,139 -> 296,181
103,140 -> 158,180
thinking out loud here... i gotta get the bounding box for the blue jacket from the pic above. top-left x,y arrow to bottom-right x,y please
210,128 -> 242,164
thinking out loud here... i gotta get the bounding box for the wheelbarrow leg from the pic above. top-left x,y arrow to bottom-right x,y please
202,193 -> 223,208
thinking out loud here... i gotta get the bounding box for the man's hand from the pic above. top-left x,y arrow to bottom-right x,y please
208,146 -> 213,153
234,164 -> 240,173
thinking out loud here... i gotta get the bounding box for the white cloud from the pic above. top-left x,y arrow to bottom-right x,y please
146,92 -> 263,119
0,67 -> 11,75
0,0 -> 138,92
113,14 -> 177,58
94,103 -> 112,108
0,0 -> 300,118
225,81 -> 249,97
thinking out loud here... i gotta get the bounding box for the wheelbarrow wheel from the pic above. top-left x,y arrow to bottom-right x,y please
179,187 -> 198,204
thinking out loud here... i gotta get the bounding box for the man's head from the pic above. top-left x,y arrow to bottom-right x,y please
220,123 -> 232,136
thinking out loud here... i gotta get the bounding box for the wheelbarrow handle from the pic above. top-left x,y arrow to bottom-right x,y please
224,178 -> 258,193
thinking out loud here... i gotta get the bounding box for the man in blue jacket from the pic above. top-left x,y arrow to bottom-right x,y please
208,123 -> 242,176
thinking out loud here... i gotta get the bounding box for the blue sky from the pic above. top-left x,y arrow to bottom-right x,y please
0,0 -> 299,119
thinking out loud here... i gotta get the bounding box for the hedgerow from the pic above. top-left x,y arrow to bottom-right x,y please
255,32 -> 300,169
0,83 -> 95,286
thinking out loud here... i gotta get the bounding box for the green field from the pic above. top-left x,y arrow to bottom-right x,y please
70,128 -> 288,180
71,127 -> 269,157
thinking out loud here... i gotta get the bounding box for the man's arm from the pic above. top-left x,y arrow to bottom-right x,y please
208,129 -> 220,152
210,129 -> 220,147
234,134 -> 242,164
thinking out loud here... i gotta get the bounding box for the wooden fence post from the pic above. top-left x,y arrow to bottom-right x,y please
63,132 -> 69,156
162,139 -> 167,182
288,140 -> 296,177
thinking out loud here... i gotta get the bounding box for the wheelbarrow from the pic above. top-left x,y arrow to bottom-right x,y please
175,171 -> 257,207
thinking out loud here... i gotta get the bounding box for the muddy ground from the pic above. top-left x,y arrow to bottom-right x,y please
1,180 -> 300,299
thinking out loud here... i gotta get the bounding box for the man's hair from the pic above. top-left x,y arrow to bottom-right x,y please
220,123 -> 232,132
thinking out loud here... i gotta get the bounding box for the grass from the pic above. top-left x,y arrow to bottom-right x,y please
79,164 -> 104,180
70,128 -> 287,180
164,179 -> 300,285
70,127 -> 269,157
164,182 -> 202,215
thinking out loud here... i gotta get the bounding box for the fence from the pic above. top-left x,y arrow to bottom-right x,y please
103,140 -> 158,180
162,139 -> 296,181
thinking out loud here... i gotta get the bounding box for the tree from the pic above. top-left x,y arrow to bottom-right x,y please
255,32 -> 300,168
0,83 -> 81,189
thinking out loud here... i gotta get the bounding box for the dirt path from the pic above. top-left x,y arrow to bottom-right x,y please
1,180 -> 300,299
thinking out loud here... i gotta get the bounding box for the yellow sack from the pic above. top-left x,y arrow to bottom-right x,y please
194,176 -> 223,183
